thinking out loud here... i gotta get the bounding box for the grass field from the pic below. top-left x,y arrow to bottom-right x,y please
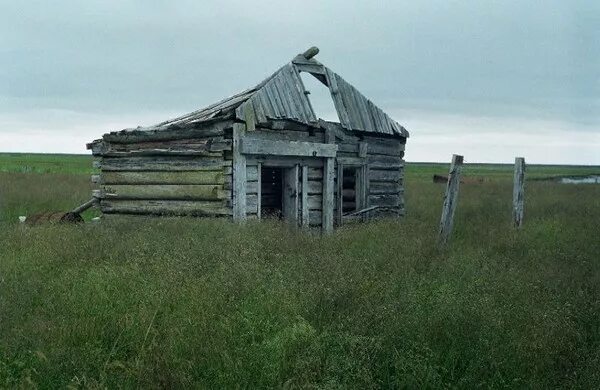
1,153 -> 599,388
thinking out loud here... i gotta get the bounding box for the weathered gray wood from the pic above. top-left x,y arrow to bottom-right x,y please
369,181 -> 401,195
358,142 -> 368,158
283,165 -> 299,225
336,162 -> 344,226
438,155 -> 464,246
301,165 -> 309,227
301,46 -> 320,60
249,157 -> 324,168
98,171 -> 224,185
308,167 -> 323,180
294,62 -> 326,75
232,123 -> 247,221
100,157 -> 224,172
369,169 -> 403,182
513,157 -> 526,228
368,194 -> 401,207
257,162 -> 262,219
101,184 -> 226,200
322,130 -> 335,233
240,138 -> 337,158
249,128 -> 324,143
102,121 -> 233,143
101,199 -> 229,216
71,198 -> 99,214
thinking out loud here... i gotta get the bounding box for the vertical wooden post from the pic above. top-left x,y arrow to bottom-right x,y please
283,164 -> 299,225
232,123 -> 247,221
256,162 -> 262,220
438,154 -> 463,246
322,129 -> 335,233
336,162 -> 344,226
301,165 -> 309,228
513,157 -> 526,228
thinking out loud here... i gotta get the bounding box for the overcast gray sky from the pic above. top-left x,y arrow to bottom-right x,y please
1,0 -> 598,164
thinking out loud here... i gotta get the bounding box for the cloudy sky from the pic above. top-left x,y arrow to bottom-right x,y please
1,0 -> 598,164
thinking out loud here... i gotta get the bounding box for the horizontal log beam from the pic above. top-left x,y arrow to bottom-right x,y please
100,184 -> 227,200
97,171 -> 224,185
240,138 -> 337,158
100,157 -> 225,171
100,120 -> 233,144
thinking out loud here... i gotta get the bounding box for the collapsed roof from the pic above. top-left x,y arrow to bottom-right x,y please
132,47 -> 409,137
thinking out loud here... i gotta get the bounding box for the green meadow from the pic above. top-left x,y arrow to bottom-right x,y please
1,153 -> 599,388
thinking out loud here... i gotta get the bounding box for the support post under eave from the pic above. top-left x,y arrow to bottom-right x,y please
232,123 -> 247,221
322,129 -> 335,233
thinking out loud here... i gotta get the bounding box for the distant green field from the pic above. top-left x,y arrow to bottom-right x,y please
1,152 -> 598,179
0,153 -> 94,175
1,153 -> 599,388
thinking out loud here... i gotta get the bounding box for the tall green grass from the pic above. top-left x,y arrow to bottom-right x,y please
0,156 -> 599,388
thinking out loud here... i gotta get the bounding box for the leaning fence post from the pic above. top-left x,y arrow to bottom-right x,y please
438,154 -> 463,246
513,157 -> 526,228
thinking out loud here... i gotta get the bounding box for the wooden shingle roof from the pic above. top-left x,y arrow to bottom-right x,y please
141,47 -> 409,137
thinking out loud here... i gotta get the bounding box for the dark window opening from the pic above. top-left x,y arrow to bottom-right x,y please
261,167 -> 283,219
299,71 -> 341,123
342,167 -> 358,213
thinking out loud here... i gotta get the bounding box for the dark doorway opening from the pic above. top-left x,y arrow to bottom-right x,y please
261,167 -> 283,219
342,167 -> 358,213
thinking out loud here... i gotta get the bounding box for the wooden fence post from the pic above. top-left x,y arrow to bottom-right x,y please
513,157 -> 526,228
438,154 -> 463,246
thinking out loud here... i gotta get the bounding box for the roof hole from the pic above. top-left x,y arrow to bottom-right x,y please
299,72 -> 341,123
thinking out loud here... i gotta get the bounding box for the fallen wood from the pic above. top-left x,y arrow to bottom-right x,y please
71,198 -> 99,214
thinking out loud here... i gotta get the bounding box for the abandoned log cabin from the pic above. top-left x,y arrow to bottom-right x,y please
87,47 -> 410,232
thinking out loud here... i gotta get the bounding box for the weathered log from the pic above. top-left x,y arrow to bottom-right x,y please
71,198 -> 99,214
100,157 -> 224,171
101,185 -> 227,200
302,46 -> 320,60
99,171 -> 224,185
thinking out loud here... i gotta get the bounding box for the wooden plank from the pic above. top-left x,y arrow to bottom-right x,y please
256,162 -> 262,219
336,162 -> 344,226
101,184 -> 226,200
513,157 -> 526,228
368,194 -> 400,207
102,121 -> 232,143
301,165 -> 309,227
322,130 -> 335,233
240,138 -> 337,158
99,171 -> 224,185
232,123 -> 247,221
367,155 -> 404,169
101,199 -> 230,216
369,181 -> 401,195
438,155 -> 464,246
369,169 -> 403,182
244,102 -> 256,131
252,157 -> 325,168
282,165 -> 299,225
308,167 -> 323,180
248,129 -> 320,143
100,157 -> 224,172
358,142 -> 368,158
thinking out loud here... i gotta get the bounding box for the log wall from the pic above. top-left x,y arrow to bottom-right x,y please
88,123 -> 233,217
88,120 -> 406,225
